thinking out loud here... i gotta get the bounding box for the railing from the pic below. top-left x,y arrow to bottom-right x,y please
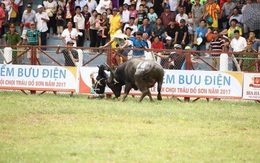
0,45 -> 259,102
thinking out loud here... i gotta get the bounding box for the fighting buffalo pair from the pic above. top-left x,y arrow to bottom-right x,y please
95,58 -> 164,102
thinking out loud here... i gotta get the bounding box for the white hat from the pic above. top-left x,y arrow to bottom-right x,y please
38,5 -> 43,9
166,36 -> 172,40
111,30 -> 127,40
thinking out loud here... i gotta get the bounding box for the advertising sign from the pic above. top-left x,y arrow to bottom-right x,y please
0,64 -> 77,92
243,73 -> 260,100
160,70 -> 243,98
104,70 -> 243,99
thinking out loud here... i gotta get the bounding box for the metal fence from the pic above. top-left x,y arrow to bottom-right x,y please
0,45 -> 259,72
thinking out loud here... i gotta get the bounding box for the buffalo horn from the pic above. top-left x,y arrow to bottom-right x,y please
104,63 -> 115,83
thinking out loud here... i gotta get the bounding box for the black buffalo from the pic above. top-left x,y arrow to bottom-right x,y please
105,58 -> 164,102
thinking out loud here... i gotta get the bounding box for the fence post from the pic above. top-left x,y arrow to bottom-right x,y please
107,48 -> 112,66
185,51 -> 192,70
106,48 -> 112,99
184,52 -> 191,102
220,53 -> 228,71
3,47 -> 13,64
30,46 -> 36,94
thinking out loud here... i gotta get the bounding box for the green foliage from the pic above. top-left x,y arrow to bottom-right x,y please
0,91 -> 259,162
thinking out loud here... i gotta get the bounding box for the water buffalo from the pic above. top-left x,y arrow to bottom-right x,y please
105,58 -> 164,102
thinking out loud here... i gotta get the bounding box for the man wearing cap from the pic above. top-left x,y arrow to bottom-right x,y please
5,24 -> 22,64
109,7 -> 122,48
35,5 -> 49,49
26,22 -> 41,64
160,4 -> 175,27
56,40 -> 78,97
21,4 -> 36,45
56,40 -> 79,66
168,44 -> 185,69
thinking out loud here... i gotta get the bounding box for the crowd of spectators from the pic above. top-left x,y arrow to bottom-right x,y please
1,0 -> 260,71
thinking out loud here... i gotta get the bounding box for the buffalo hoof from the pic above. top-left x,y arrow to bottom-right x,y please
157,96 -> 162,101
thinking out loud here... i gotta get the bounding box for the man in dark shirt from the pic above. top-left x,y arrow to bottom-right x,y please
137,4 -> 147,27
165,19 -> 179,44
169,44 -> 185,69
176,19 -> 189,49
56,40 -> 79,67
209,29 -> 224,70
56,40 -> 79,97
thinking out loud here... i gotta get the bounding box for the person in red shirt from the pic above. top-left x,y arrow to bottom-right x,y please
152,35 -> 164,64
160,5 -> 175,26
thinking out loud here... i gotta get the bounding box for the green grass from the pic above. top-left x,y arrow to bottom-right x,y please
0,91 -> 260,162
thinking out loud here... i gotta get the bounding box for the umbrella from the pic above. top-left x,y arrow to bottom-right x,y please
242,3 -> 260,30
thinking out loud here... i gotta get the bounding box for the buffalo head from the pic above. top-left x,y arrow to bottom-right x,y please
104,64 -> 122,98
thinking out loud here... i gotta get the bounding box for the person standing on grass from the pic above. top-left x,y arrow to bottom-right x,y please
56,40 -> 78,97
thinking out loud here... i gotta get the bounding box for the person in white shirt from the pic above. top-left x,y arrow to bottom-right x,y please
175,6 -> 188,24
62,21 -> 79,47
121,4 -> 130,27
230,29 -> 247,71
74,6 -> 85,47
35,5 -> 49,48
85,0 -> 97,14
123,17 -> 138,35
